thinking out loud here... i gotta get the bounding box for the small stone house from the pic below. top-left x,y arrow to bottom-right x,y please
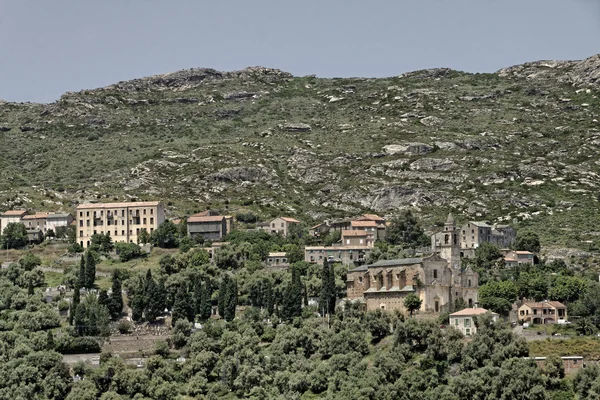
266,252 -> 289,269
187,216 -> 229,241
449,307 -> 499,336
22,212 -> 49,234
341,230 -> 369,247
46,213 -> 74,236
261,217 -> 300,237
0,209 -> 27,233
504,250 -> 535,267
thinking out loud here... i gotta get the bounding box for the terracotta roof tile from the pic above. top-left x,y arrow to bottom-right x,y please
351,220 -> 377,227
188,216 -> 225,223
280,217 -> 300,223
2,210 -> 27,216
450,307 -> 497,317
76,201 -> 161,209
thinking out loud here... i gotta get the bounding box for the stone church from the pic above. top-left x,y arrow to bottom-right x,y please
345,214 -> 479,314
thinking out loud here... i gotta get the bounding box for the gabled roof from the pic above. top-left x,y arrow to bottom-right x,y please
47,213 -> 71,219
522,301 -> 566,309
351,220 -> 377,227
360,214 -> 385,222
22,212 -> 49,220
2,210 -> 27,216
364,258 -> 424,268
268,252 -> 287,257
279,217 -> 300,223
76,201 -> 161,209
450,307 -> 497,317
188,216 -> 225,223
342,229 -> 367,237
469,221 -> 491,227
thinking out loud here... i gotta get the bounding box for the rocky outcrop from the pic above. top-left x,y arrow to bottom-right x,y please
562,54 -> 600,89
366,186 -> 452,211
420,116 -> 443,126
409,158 -> 455,171
383,143 -> 433,155
206,167 -> 276,183
279,123 -> 312,132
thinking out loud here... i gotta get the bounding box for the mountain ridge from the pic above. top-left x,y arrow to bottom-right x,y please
1,54 -> 600,252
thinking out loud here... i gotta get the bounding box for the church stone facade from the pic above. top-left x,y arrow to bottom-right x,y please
346,214 -> 479,315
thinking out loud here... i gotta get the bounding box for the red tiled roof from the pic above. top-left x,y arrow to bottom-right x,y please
450,307 -> 496,317
361,214 -> 385,222
515,251 -> 534,255
342,230 -> 367,237
522,301 -> 566,309
76,201 -> 161,209
280,217 -> 300,223
188,216 -> 225,223
2,210 -> 27,216
351,220 -> 377,227
22,212 -> 49,220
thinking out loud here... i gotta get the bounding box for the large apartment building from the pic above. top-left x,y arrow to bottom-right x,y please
75,201 -> 165,248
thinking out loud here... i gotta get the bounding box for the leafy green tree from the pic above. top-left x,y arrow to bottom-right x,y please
150,220 -> 180,248
1,222 -> 28,249
478,280 -> 518,314
138,228 -> 150,245
549,275 -> 586,303
97,289 -> 109,308
90,233 -> 114,253
513,232 -> 541,253
115,242 -> 142,262
474,242 -> 502,268
385,210 -> 429,248
575,317 -> 596,335
403,293 -> 422,317
284,244 -> 304,264
19,253 -> 41,270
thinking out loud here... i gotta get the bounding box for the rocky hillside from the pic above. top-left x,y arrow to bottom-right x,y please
1,55 -> 599,249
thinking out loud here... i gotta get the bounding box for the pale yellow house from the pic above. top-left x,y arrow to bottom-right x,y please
449,307 -> 499,336
75,201 -> 165,248
0,209 -> 27,233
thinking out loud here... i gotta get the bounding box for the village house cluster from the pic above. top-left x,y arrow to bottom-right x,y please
1,202 -> 561,322
0,209 -> 73,243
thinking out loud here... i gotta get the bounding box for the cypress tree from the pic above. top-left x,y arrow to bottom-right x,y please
131,292 -> 144,322
109,269 -> 124,319
98,289 -> 109,307
172,284 -> 188,326
264,280 -> 274,316
78,255 -> 85,287
46,330 -> 55,350
218,275 -> 229,318
193,276 -> 203,317
199,280 -> 212,321
224,277 -> 238,322
27,278 -> 34,296
320,259 -> 337,316
145,277 -> 163,322
281,266 -> 302,321
84,251 -> 96,288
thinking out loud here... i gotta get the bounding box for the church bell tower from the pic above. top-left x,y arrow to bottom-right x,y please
439,213 -> 461,269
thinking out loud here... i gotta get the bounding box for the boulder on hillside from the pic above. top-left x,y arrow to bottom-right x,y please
206,166 -> 276,183
409,158 -> 455,171
383,142 -> 433,155
279,123 -> 312,132
420,116 -> 444,126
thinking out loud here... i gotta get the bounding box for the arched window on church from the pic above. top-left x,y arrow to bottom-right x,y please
444,234 -> 449,244
453,234 -> 457,245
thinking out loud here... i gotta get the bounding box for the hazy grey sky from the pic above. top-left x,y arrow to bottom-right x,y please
1,0 -> 599,103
